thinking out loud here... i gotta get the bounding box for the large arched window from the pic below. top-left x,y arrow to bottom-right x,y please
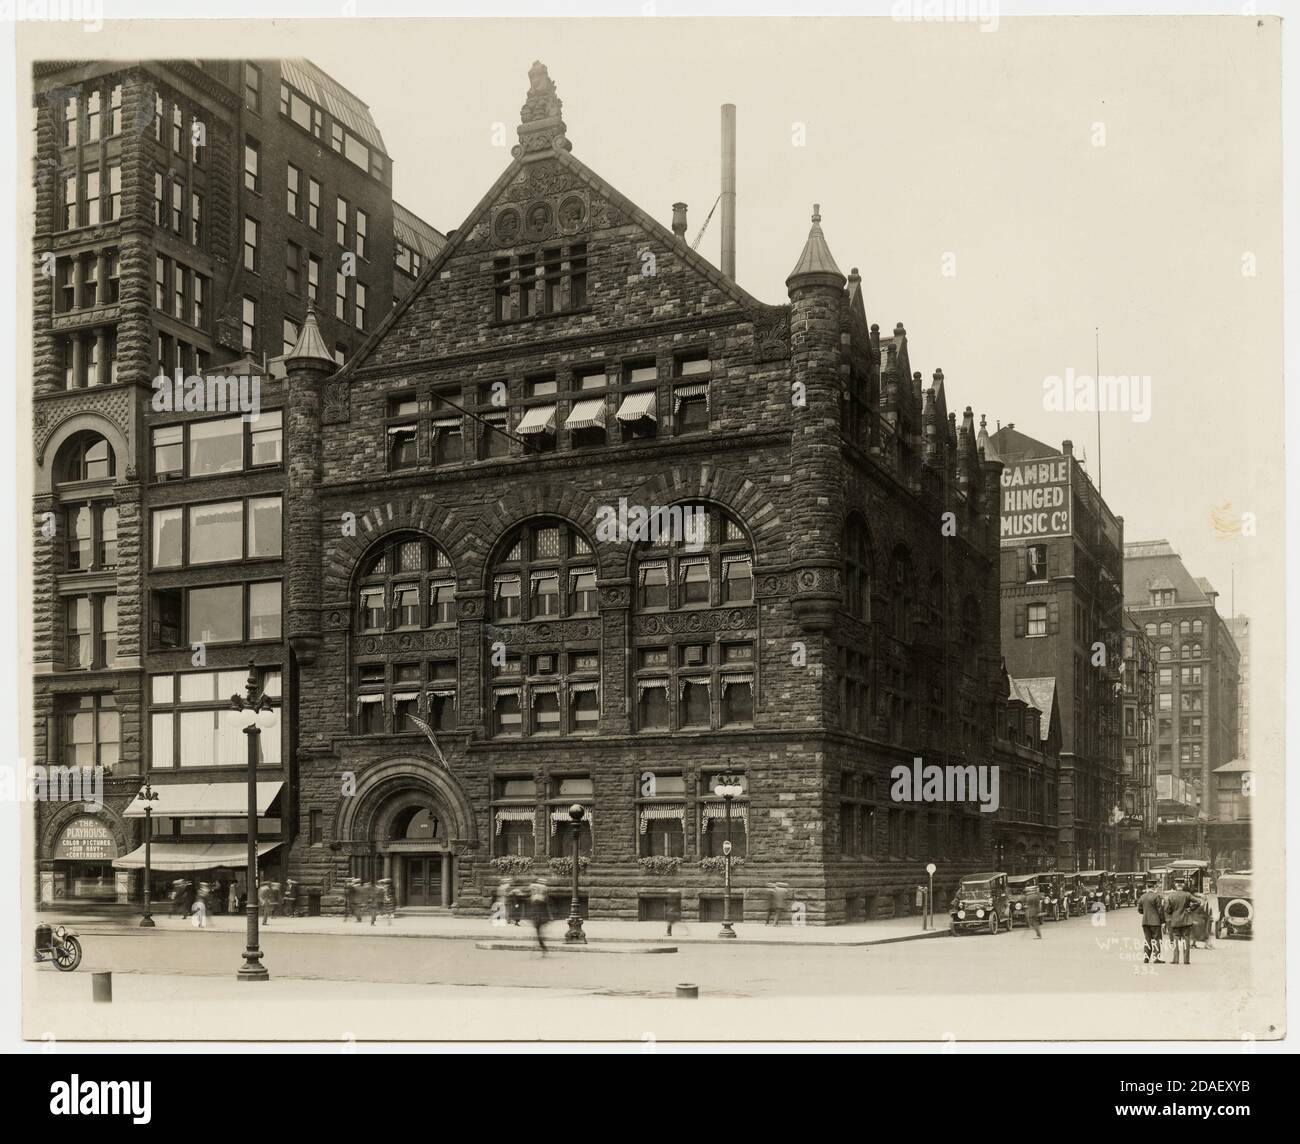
891,546 -> 914,641
353,533 -> 458,738
56,431 -> 116,484
843,515 -> 872,620
491,518 -> 596,623
632,503 -> 751,613
487,518 -> 601,739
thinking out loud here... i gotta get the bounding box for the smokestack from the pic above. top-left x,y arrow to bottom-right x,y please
721,103 -> 736,279
671,202 -> 688,240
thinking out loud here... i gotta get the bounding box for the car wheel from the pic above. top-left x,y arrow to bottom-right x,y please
989,914 -> 999,936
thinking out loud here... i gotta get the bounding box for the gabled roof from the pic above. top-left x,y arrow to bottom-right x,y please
989,425 -> 1057,463
336,65 -> 776,380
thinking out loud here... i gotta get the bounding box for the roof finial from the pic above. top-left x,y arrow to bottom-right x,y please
812,203 -> 822,224
515,60 -> 571,157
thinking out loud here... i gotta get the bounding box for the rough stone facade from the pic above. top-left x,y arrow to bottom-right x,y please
283,64 -> 1008,925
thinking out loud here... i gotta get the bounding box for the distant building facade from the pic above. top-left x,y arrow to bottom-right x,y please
983,425 -> 1125,871
1123,540 -> 1241,864
991,671 -> 1061,873
1119,610 -> 1157,868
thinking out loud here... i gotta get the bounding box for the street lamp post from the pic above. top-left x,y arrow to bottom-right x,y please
714,776 -> 743,939
926,862 -> 937,931
138,781 -> 159,927
231,661 -> 275,981
565,803 -> 587,944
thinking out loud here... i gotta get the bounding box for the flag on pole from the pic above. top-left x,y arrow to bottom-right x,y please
409,713 -> 450,769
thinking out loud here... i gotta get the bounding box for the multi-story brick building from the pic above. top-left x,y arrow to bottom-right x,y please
982,424 -> 1126,871
274,62 -> 1009,925
1119,609 -> 1157,869
30,57 -> 435,910
1124,540 -> 1241,864
991,672 -> 1061,873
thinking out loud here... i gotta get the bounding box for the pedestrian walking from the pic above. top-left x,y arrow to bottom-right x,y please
228,881 -> 240,915
257,880 -> 272,926
283,878 -> 299,919
528,879 -> 549,954
377,877 -> 395,924
270,880 -> 283,920
1165,878 -> 1195,965
1138,879 -> 1165,963
1024,881 -> 1043,939
360,881 -> 378,926
511,882 -> 526,926
766,882 -> 788,926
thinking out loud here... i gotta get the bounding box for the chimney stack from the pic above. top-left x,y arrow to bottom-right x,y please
721,103 -> 736,279
671,202 -> 688,240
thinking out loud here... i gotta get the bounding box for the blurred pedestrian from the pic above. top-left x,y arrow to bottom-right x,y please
529,879 -> 549,954
364,881 -> 379,926
228,881 -> 240,915
1024,880 -> 1043,939
283,879 -> 299,919
766,882 -> 788,926
258,879 -> 272,926
492,877 -> 513,926
511,882 -> 526,926
377,877 -> 395,924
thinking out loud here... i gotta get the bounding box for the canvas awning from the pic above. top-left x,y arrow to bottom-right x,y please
615,390 -> 657,423
516,404 -> 557,435
565,398 -> 607,431
113,841 -> 281,871
124,782 -> 284,819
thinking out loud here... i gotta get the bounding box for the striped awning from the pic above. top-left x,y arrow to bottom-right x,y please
494,807 -> 536,834
516,404 -> 557,435
431,416 -> 461,433
392,691 -> 420,702
721,673 -> 754,690
679,676 -> 710,696
356,693 -> 385,712
616,390 -> 657,423
549,807 -> 593,835
639,804 -> 686,834
568,566 -> 596,583
386,425 -> 417,436
637,679 -> 668,697
569,680 -> 599,696
673,383 -> 710,411
702,802 -> 749,825
492,688 -> 521,705
565,398 -> 607,431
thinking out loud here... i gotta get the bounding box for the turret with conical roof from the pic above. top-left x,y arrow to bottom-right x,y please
786,204 -> 846,292
285,300 -> 333,367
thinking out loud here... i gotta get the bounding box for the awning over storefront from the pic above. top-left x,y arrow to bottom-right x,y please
123,782 -> 284,819
112,841 -> 281,871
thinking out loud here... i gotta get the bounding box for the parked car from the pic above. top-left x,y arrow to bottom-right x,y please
1112,872 -> 1141,907
1214,871 -> 1253,939
1035,871 -> 1067,921
1057,872 -> 1083,916
1077,870 -> 1111,912
1007,874 -> 1040,927
948,872 -> 1011,935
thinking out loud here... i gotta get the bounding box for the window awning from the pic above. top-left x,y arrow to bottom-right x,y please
616,390 -> 657,423
516,404 -> 557,435
550,807 -> 593,835
494,807 -> 536,834
565,397 -> 607,431
639,804 -> 686,833
124,781 -> 284,819
673,383 -> 710,411
113,841 -> 281,871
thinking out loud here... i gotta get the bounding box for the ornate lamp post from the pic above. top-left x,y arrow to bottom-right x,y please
138,781 -> 159,927
714,776 -> 743,939
565,803 -> 587,944
230,661 -> 276,981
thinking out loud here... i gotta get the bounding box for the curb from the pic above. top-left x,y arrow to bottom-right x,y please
475,942 -> 678,954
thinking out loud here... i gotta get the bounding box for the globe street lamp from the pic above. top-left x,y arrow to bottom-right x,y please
230,661 -> 276,981
565,803 -> 587,944
138,781 -> 159,928
714,776 -> 743,939
925,862 -> 937,931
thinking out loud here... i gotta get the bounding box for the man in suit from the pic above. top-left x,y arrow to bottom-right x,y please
1165,877 -> 1195,965
1137,879 -> 1166,964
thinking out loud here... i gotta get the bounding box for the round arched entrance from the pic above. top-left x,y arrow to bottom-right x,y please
337,758 -> 476,912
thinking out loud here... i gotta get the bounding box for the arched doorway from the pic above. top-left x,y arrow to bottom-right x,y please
383,802 -> 453,908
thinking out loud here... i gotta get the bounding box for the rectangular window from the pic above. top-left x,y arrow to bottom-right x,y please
190,190 -> 202,245
286,241 -> 302,295
721,678 -> 754,726
570,243 -> 588,308
286,164 -> 301,217
638,563 -> 668,609
244,137 -> 260,192
107,163 -> 122,220
307,254 -> 321,302
153,171 -> 163,227
64,94 -> 78,146
250,410 -> 283,467
151,507 -> 182,568
191,114 -> 205,165
494,691 -> 522,737
1027,603 -> 1048,637
356,209 -> 368,259
244,63 -> 261,113
531,572 -> 560,617
85,170 -> 101,226
355,282 -> 367,330
335,272 -> 347,321
336,196 -> 348,246
188,501 -> 244,565
308,178 -> 321,231
494,576 -> 521,619
109,84 -> 122,135
171,104 -> 183,151
241,295 -> 257,352
282,317 -> 300,355
248,581 -> 282,641
680,560 -> 711,606
153,92 -> 163,141
152,425 -> 184,480
193,274 -> 205,330
63,174 -> 77,229
243,217 -> 259,271
359,589 -> 385,632
681,679 -> 710,728
189,417 -> 244,476
188,585 -> 243,644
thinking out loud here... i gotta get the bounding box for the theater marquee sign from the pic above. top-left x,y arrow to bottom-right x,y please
999,458 -> 1072,543
53,816 -> 117,862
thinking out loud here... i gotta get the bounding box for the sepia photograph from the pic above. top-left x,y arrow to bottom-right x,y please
2,1 -> 1294,1089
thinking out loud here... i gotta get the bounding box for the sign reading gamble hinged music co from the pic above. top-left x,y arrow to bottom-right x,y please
999,457 -> 1072,543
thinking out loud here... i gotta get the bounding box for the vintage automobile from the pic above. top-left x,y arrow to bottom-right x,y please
1214,871 -> 1253,939
1035,872 -> 1067,921
1057,872 -> 1083,916
1077,870 -> 1111,912
1167,859 -> 1209,896
949,872 -> 1012,935
1006,875 -> 1039,927
33,922 -> 82,971
1112,872 -> 1142,907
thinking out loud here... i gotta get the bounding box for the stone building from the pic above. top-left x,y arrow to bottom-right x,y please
982,424 -> 1126,871
990,671 -> 1061,874
1119,609 -> 1157,869
1124,540 -> 1241,864
276,62 -> 1008,925
29,57 -> 436,910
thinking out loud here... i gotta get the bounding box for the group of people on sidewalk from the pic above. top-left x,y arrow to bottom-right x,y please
1137,876 -> 1213,964
491,877 -> 558,952
342,878 -> 396,925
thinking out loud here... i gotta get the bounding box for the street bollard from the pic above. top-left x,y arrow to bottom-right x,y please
676,983 -> 698,999
92,972 -> 112,1003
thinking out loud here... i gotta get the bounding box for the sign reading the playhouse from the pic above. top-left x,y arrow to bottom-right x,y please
54,816 -> 116,861
999,458 -> 1071,543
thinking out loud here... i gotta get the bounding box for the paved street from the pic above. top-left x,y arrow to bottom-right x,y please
25,913 -> 1277,1043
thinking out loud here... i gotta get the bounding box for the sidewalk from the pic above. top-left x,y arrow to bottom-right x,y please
52,909 -> 953,947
